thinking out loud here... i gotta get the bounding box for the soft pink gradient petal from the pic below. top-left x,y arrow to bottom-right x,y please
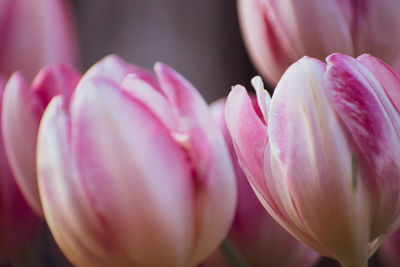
155,63 -> 236,265
352,1 -> 400,68
238,0 -> 297,84
121,75 -> 176,129
209,98 -> 319,267
0,0 -> 78,81
282,0 -> 353,59
1,73 -> 41,215
0,78 -> 38,260
39,77 -> 197,267
2,66 -> 80,216
225,85 -> 267,191
78,55 -> 160,93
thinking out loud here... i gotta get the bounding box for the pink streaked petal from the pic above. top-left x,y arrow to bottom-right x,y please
225,85 -> 267,194
121,75 -> 176,129
325,53 -> 400,240
69,77 -> 196,266
154,62 -> 236,265
2,73 -> 42,216
325,53 -> 400,178
268,56 -> 370,264
357,54 -> 400,117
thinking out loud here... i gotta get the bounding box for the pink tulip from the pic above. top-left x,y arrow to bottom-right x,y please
0,0 -> 78,80
2,65 -> 81,215
226,53 -> 400,267
201,97 -> 320,267
36,55 -> 236,267
238,0 -> 400,85
0,78 -> 38,261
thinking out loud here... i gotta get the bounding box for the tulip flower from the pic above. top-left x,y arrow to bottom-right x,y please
0,78 -> 38,261
2,65 -> 81,215
238,0 -> 400,85
0,0 -> 78,80
36,55 -> 236,267
226,53 -> 400,267
201,98 -> 320,267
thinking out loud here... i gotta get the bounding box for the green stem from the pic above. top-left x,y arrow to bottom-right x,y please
220,239 -> 249,267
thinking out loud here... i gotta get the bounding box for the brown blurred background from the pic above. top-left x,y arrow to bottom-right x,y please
70,0 -> 256,103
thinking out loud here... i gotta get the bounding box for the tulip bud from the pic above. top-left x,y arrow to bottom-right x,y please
201,98 -> 319,267
2,65 -> 81,215
238,0 -> 400,85
36,55 -> 236,267
0,0 -> 78,80
0,78 -> 38,261
226,53 -> 400,267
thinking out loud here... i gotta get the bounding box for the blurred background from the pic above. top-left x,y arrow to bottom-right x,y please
70,0 -> 257,103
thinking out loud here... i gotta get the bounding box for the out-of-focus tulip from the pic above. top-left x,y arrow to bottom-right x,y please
238,0 -> 400,85
226,53 -> 400,267
378,230 -> 400,267
0,78 -> 38,261
36,55 -> 236,267
201,98 -> 320,267
0,0 -> 78,80
2,65 -> 81,215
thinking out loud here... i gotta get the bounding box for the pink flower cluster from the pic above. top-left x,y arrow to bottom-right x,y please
2,1 -> 400,267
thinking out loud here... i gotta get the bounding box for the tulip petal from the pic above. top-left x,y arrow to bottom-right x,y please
225,85 -> 267,192
267,56 -> 370,266
325,53 -> 400,241
38,96 -> 106,267
30,65 -> 81,112
352,1 -> 400,66
2,73 -> 42,215
121,74 -> 176,129
284,0 -> 353,58
78,55 -> 160,92
155,63 -> 236,265
238,0 -> 298,84
2,66 -> 79,216
357,54 -> 400,118
251,76 -> 270,123
0,0 -> 78,80
69,77 -> 199,266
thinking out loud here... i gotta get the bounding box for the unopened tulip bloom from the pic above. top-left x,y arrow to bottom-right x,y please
2,65 -> 81,215
201,98 -> 319,267
226,53 -> 400,267
238,0 -> 400,85
0,0 -> 78,80
36,55 -> 236,267
0,78 -> 38,261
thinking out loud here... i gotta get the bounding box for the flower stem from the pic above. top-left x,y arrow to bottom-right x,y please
220,239 -> 249,267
